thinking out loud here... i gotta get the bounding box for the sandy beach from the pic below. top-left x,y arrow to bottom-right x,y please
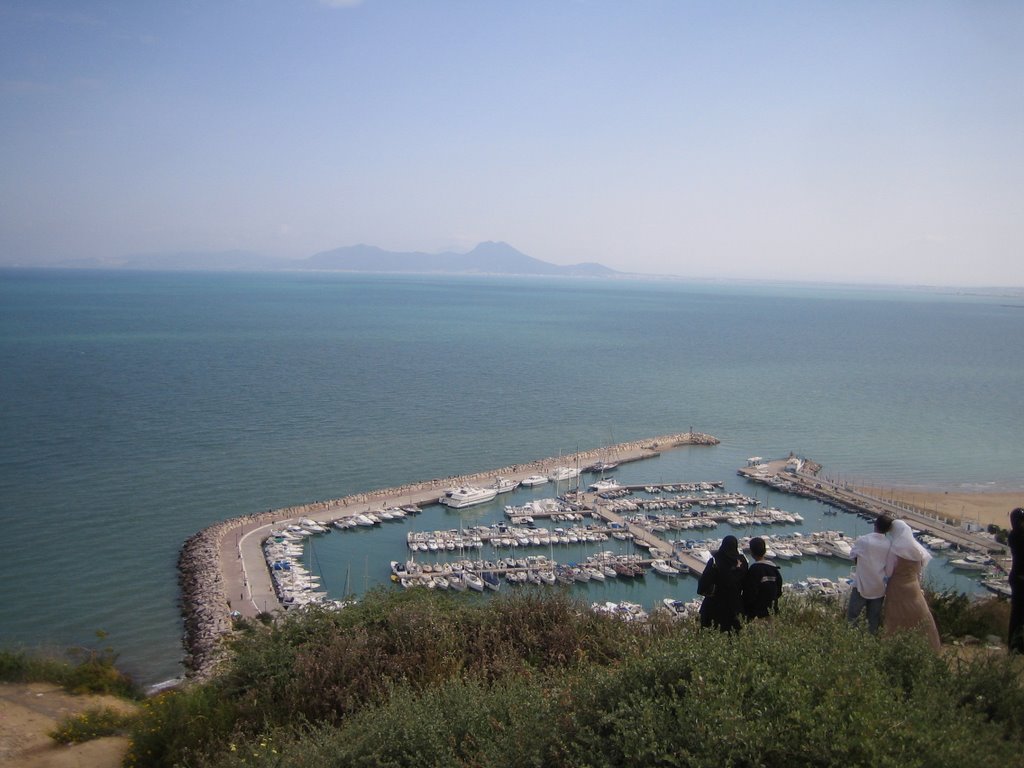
855,487 -> 1022,530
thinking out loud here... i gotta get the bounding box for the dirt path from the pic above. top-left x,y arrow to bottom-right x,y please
0,683 -> 135,768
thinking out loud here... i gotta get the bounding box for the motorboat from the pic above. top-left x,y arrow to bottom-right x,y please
439,486 -> 499,509
589,478 -> 622,492
547,466 -> 580,482
650,559 -> 681,577
521,474 -> 548,487
490,476 -> 521,494
948,554 -> 991,571
661,598 -> 689,618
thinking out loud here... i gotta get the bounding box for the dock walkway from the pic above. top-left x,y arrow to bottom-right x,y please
588,495 -> 708,575
738,461 -> 1003,555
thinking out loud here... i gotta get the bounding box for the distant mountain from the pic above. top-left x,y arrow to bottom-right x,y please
39,242 -> 620,277
302,241 -> 620,277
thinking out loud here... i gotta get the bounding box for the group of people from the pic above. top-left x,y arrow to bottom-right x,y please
697,534 -> 783,631
697,507 -> 1024,655
845,515 -> 940,650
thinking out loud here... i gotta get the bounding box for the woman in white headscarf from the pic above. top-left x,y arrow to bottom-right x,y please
882,519 -> 940,651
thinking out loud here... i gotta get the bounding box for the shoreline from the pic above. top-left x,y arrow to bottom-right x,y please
853,486 -> 1021,530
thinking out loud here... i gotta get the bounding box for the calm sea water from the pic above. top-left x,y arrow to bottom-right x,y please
1,269 -> 1021,685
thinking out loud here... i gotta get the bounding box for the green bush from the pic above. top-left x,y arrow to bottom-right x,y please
950,653 -> 1024,741
0,646 -> 140,699
50,706 -> 134,744
126,591 -> 1024,768
125,684 -> 240,768
927,589 -> 1010,641
0,650 -> 72,683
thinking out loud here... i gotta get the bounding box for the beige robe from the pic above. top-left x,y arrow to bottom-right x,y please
883,555 -> 941,651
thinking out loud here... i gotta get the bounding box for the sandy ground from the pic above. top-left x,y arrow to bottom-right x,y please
855,487 -> 1022,530
0,683 -> 134,768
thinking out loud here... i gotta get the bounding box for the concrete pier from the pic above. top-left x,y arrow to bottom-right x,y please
738,458 -> 1005,555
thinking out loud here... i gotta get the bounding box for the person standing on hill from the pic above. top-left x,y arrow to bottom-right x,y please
698,535 -> 748,632
742,537 -> 783,620
847,514 -> 894,634
1008,507 -> 1024,654
882,520 -> 941,651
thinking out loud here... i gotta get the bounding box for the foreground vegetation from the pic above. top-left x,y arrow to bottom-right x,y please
0,633 -> 141,699
116,588 -> 1021,768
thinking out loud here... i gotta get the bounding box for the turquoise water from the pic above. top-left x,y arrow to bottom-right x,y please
1,269 -> 1021,684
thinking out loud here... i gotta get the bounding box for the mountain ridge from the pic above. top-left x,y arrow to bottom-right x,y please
33,242 -> 621,277
304,241 -> 619,277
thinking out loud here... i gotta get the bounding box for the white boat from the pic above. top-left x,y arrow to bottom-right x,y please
661,598 -> 689,618
824,538 -> 854,559
548,466 -> 580,482
949,554 -> 991,571
591,601 -> 649,622
490,476 -> 521,494
690,548 -> 713,565
521,474 -> 548,487
448,573 -> 468,591
650,559 -> 681,577
439,486 -> 499,509
589,478 -> 622,492
464,572 -> 485,592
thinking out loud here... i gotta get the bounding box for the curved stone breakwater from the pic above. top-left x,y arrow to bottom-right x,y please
177,431 -> 718,679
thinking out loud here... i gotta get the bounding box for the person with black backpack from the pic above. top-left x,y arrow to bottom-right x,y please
742,536 -> 783,620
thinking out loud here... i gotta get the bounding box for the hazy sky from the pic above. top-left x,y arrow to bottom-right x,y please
1,1 -> 1021,285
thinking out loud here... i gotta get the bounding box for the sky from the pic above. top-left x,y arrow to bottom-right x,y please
1,1 -> 1022,285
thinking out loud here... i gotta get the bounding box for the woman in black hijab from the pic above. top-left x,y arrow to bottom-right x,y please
1008,508 -> 1024,654
697,535 -> 748,632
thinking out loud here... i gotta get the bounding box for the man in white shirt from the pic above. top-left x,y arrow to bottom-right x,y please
846,514 -> 894,634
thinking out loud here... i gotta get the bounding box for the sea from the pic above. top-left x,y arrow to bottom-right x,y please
1,268 -> 1022,687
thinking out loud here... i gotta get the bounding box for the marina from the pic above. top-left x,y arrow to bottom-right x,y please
257,447 -> 1008,615
178,432 -> 1013,678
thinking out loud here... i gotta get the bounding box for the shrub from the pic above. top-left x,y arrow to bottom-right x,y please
50,706 -> 135,744
0,646 -> 140,699
927,589 -> 1010,642
128,591 -> 1024,768
125,685 -> 240,768
0,650 -> 72,684
950,653 -> 1024,742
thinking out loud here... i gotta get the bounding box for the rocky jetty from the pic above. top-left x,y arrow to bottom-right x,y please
177,430 -> 718,679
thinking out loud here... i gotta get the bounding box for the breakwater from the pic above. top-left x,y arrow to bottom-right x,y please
178,431 -> 718,679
